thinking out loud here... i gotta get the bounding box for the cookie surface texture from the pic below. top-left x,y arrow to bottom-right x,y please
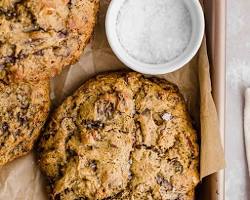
38,72 -> 199,200
0,0 -> 99,81
0,80 -> 50,166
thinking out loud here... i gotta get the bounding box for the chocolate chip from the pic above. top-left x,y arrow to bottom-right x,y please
109,143 -> 118,148
88,160 -> 97,171
2,122 -> 9,133
86,120 -> 104,129
0,64 -> 5,70
58,31 -> 68,38
64,188 -> 70,194
43,133 -> 51,140
24,38 -> 43,46
23,24 -> 40,33
65,133 -> 73,142
17,113 -> 28,125
5,10 -> 17,20
36,146 -> 44,153
124,75 -> 129,84
21,102 -> 29,109
54,194 -> 61,200
53,46 -> 70,57
34,50 -> 44,56
156,91 -> 164,100
141,108 -> 150,115
14,129 -> 21,137
67,149 -> 77,157
106,104 -> 114,119
86,145 -> 94,150
58,164 -> 64,178
67,0 -> 72,8
156,175 -> 172,190
17,51 -> 27,59
171,160 -> 183,173
96,100 -> 115,120
4,56 -> 15,64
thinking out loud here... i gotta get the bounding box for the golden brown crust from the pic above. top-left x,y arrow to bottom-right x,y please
0,80 -> 50,166
0,0 -> 99,82
37,72 -> 199,200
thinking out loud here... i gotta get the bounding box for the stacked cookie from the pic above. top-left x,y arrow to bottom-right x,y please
0,1 -> 200,200
0,0 -> 99,166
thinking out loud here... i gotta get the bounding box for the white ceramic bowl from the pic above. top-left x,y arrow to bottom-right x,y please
105,0 -> 205,75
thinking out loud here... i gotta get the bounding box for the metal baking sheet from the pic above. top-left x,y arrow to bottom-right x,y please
201,0 -> 226,199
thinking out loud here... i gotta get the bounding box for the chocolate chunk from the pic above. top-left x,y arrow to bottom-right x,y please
17,113 -> 28,125
17,51 -> 28,60
23,24 -> 40,33
6,10 -> 17,20
87,145 -> 94,150
58,164 -> 65,178
14,129 -> 21,137
16,112 -> 27,125
67,149 -> 77,157
109,143 -> 118,148
76,197 -> 87,200
20,102 -> 29,109
88,160 -> 97,171
171,160 -> 183,173
54,194 -> 61,200
64,188 -> 70,194
2,122 -> 9,133
96,100 -> 115,120
58,31 -> 68,38
43,133 -> 51,141
53,46 -> 70,57
86,120 -> 104,129
4,56 -> 16,64
141,108 -> 150,115
33,50 -> 44,56
106,104 -> 114,118
156,175 -> 173,190
0,64 -> 5,70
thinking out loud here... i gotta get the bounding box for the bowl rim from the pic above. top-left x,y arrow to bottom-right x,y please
105,0 -> 205,75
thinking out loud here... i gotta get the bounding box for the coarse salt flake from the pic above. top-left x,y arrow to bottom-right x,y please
116,0 -> 192,64
162,113 -> 173,121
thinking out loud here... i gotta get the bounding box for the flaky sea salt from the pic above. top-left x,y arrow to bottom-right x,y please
116,0 -> 192,64
162,113 -> 173,121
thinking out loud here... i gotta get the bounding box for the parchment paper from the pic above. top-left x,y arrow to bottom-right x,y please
0,0 -> 225,199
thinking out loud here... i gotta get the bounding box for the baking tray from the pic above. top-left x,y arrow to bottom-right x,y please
201,0 -> 226,199
0,0 -> 226,199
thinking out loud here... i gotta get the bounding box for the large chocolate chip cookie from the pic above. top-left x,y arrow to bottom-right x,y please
0,80 -> 50,166
0,0 -> 99,81
38,72 -> 199,200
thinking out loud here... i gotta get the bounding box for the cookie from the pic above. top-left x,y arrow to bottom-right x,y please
37,72 -> 199,200
0,80 -> 50,166
0,0 -> 99,82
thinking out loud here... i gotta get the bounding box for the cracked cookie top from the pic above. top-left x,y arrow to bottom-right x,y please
37,72 -> 199,200
0,0 -> 99,82
0,80 -> 50,166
